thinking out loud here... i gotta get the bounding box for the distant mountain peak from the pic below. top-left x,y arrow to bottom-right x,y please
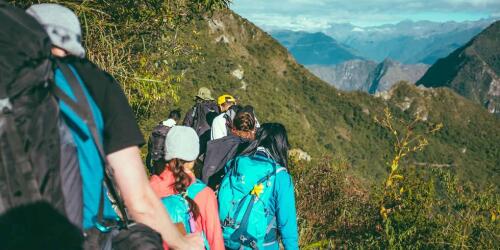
307,59 -> 429,93
271,30 -> 361,65
417,21 -> 500,114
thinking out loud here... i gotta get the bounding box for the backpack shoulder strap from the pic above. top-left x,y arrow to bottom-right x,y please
276,167 -> 287,174
186,179 -> 207,200
52,60 -> 129,226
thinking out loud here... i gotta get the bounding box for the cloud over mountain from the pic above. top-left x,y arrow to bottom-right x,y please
232,0 -> 500,30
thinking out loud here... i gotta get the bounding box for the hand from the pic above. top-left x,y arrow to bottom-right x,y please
178,232 -> 204,250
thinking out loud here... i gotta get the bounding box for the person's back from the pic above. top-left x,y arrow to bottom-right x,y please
149,126 -> 224,250
211,94 -> 238,140
54,56 -> 121,229
217,123 -> 299,250
203,108 -> 256,189
183,87 -> 219,136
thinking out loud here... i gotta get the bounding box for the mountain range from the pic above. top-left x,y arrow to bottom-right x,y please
417,21 -> 500,115
308,59 -> 429,93
325,19 -> 496,64
271,19 -> 495,66
271,30 -> 360,65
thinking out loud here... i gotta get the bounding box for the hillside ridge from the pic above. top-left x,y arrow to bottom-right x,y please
417,21 -> 500,114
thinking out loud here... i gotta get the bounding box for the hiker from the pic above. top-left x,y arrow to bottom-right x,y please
183,87 -> 219,135
183,87 -> 219,155
217,123 -> 299,250
150,126 -> 225,250
202,106 -> 257,189
146,109 -> 182,175
0,3 -> 203,249
211,94 -> 238,140
163,109 -> 182,127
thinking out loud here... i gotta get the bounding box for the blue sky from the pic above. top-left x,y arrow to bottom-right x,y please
231,0 -> 500,30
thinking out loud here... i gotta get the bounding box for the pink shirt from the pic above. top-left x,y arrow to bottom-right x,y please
150,167 -> 225,250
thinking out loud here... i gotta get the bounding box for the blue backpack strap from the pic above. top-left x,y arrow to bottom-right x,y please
186,179 -> 206,200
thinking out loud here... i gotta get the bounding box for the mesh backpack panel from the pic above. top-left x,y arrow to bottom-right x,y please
150,124 -> 171,161
192,101 -> 219,136
146,123 -> 171,175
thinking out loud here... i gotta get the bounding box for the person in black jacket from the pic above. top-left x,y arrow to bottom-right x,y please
202,106 -> 257,189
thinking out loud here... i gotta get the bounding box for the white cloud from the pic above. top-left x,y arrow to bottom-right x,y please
231,0 -> 500,30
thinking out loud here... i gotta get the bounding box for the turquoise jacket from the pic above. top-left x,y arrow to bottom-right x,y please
265,164 -> 299,250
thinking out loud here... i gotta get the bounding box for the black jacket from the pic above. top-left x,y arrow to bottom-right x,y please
202,135 -> 250,189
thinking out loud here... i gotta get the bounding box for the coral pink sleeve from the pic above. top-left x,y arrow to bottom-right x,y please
194,188 -> 225,250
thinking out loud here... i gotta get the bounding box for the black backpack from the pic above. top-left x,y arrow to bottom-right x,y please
190,100 -> 219,136
0,3 -> 159,249
146,123 -> 172,175
0,0 -> 64,216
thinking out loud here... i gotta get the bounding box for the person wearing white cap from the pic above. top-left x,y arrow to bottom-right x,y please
26,3 -> 203,249
26,3 -> 85,58
150,126 -> 224,250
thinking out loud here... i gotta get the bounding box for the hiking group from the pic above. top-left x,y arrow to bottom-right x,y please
0,2 -> 298,250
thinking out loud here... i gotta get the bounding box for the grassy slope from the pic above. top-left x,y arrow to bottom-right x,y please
149,10 -> 499,185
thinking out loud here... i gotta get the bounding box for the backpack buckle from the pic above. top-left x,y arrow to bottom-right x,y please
0,98 -> 12,113
249,240 -> 258,249
223,217 -> 235,227
239,234 -> 257,249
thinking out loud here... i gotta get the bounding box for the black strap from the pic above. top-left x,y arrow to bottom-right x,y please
230,195 -> 259,249
53,61 -> 129,226
0,105 -> 42,207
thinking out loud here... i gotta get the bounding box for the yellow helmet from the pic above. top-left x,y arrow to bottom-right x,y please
217,94 -> 236,105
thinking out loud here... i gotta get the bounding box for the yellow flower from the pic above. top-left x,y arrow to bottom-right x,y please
380,206 -> 388,220
251,183 -> 264,197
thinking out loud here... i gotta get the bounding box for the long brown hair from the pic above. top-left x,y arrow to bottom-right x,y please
169,159 -> 200,219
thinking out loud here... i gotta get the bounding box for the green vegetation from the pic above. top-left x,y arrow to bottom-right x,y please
293,110 -> 499,248
10,1 -> 500,248
293,157 -> 499,249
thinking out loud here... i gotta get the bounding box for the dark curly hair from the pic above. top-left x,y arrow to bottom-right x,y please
233,111 -> 256,132
232,109 -> 256,140
169,159 -> 200,219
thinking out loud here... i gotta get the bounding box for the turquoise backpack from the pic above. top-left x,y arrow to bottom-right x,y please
217,150 -> 286,249
161,179 -> 210,249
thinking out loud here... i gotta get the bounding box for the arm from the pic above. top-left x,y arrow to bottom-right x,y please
107,146 -> 203,250
183,107 -> 194,127
275,172 -> 299,250
194,189 -> 225,250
